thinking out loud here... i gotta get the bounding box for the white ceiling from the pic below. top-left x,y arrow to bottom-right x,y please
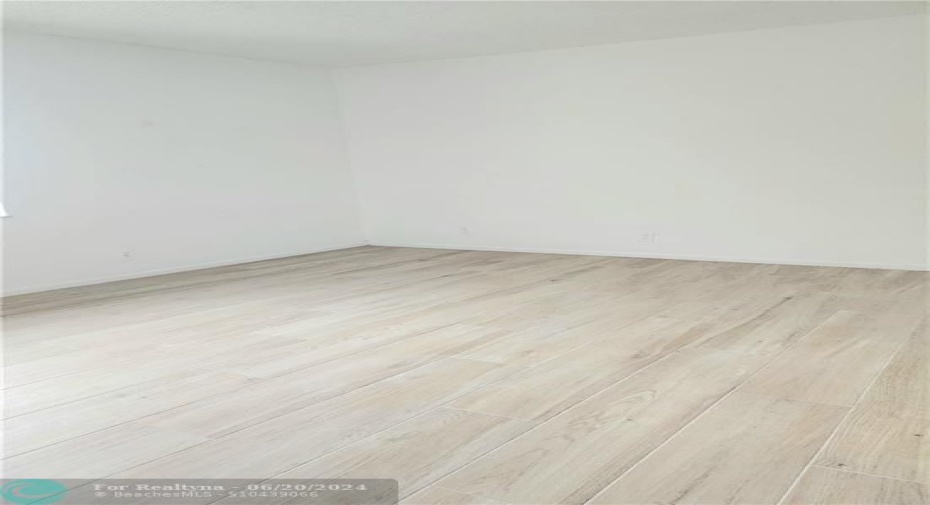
4,1 -> 926,67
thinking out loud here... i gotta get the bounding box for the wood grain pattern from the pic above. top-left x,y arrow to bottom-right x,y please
138,324 -> 511,438
448,316 -> 712,420
438,350 -> 770,504
114,358 -> 517,479
403,486 -> 507,505
739,310 -> 920,406
587,392 -> 846,505
1,246 -> 924,504
858,323 -> 930,419
686,291 -> 838,355
5,370 -> 259,457
782,467 -> 929,505
279,408 -> 534,499
4,422 -> 208,479
815,408 -> 930,483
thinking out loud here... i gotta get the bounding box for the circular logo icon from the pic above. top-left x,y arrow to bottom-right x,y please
1,480 -> 68,505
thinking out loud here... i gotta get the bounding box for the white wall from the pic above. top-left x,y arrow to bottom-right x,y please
3,32 -> 364,295
4,16 -> 926,296
338,15 -> 928,270
925,14 -> 930,272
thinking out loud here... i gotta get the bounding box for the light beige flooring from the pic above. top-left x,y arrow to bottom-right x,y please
3,246 -> 928,504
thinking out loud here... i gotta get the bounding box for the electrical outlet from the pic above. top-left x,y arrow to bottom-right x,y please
638,232 -> 657,243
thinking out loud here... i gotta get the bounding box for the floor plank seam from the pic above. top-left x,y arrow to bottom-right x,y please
439,405 -> 537,422
197,371 -> 533,503
810,464 -> 928,485
407,485 -> 508,505
24,356 -> 524,505
0,373 -> 271,458
8,286 -> 496,420
7,248 -> 925,505
2,366 -> 224,421
772,324 -> 920,505
433,344 -> 710,500
262,407 -> 536,503
579,314 -> 842,505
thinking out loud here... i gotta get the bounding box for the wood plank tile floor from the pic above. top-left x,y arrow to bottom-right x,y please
3,246 -> 928,504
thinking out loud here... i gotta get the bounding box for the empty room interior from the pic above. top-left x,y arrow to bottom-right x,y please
2,1 -> 929,504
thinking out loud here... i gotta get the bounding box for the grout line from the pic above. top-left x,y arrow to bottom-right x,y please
811,464 -> 927,485
46,282 -> 552,478
434,341 -> 709,499
289,259 -> 790,501
9,249 -> 915,504
402,485 -> 509,505
772,325 -> 918,505
438,405 -> 536,423
4,254 -> 496,395
728,389 -> 855,409
0,369 -> 270,459
278,404 -> 535,503
2,260 -> 531,451
1,251 -> 569,415
15,317 -> 479,452
580,308 -> 845,505
196,357 -> 533,504
34,353 -> 525,505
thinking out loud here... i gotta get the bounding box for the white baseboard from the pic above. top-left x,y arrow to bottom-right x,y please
4,242 -> 370,296
369,241 -> 929,272
7,240 -> 924,297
